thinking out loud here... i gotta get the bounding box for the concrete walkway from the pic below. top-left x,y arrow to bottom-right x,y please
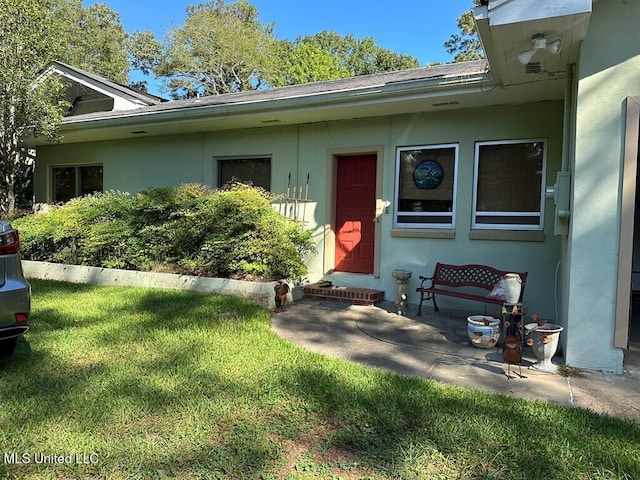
272,299 -> 640,422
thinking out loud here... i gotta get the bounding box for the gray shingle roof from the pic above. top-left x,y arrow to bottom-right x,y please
63,60 -> 490,123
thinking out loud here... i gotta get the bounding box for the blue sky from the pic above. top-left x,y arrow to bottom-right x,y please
84,0 -> 475,95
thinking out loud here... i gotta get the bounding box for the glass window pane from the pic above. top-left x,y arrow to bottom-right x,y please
218,158 -> 271,191
52,167 -> 76,203
80,165 -> 103,196
474,140 -> 545,229
476,142 -> 543,212
474,215 -> 540,225
395,145 -> 456,227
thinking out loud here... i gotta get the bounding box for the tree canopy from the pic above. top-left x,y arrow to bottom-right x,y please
53,0 -> 130,84
131,0 -> 279,98
278,31 -> 419,80
444,1 -> 484,63
129,1 -> 421,99
0,0 -> 130,214
0,0 -> 66,214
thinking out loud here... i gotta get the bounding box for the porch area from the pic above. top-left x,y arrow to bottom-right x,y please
272,299 -> 640,422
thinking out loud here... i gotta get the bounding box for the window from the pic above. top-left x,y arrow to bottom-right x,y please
394,144 -> 458,228
218,157 -> 271,191
473,140 -> 546,230
52,165 -> 103,203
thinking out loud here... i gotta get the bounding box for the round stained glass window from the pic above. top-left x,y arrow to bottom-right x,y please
413,160 -> 444,189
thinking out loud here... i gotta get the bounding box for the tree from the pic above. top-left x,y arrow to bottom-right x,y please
286,31 -> 420,78
53,0 -> 130,84
269,40 -> 350,87
130,1 -> 422,96
0,0 -> 69,215
0,0 -> 131,214
131,0 -> 279,99
444,1 -> 484,63
128,29 -> 164,92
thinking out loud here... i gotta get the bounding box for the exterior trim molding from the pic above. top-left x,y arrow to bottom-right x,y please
325,146 -> 384,278
469,229 -> 545,242
615,96 -> 640,348
391,229 -> 455,239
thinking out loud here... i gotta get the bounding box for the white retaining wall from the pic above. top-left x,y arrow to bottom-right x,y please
22,261 -> 297,310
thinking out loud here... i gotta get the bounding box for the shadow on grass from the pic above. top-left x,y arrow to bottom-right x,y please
0,279 -> 283,477
0,335 -> 283,478
2,279 -> 639,479
278,364 -> 640,478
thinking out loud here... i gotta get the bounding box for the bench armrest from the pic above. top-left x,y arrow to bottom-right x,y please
418,275 -> 434,289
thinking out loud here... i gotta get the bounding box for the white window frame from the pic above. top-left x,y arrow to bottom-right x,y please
472,139 -> 547,231
394,143 -> 458,229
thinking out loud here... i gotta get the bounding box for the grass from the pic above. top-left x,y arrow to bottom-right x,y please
1,279 -> 639,479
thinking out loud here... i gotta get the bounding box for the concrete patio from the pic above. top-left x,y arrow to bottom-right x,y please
272,299 -> 640,422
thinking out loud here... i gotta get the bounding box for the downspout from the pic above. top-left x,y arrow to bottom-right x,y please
201,132 -> 206,186
555,62 -> 577,355
561,63 -> 576,173
296,125 -> 301,189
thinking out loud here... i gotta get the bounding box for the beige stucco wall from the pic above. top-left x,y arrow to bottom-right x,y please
564,0 -> 640,373
34,100 -> 564,319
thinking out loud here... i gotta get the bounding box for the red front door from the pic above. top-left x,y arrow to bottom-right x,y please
335,154 -> 377,274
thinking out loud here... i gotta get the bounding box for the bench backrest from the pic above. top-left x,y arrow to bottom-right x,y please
433,262 -> 528,293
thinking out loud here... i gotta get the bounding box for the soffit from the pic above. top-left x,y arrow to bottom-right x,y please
39,61 -> 166,114
474,0 -> 592,86
60,78 -> 109,104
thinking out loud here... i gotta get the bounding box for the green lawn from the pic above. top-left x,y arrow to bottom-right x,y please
1,279 -> 639,479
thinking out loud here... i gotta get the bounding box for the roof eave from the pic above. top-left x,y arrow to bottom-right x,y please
38,72 -> 494,144
473,0 -> 592,87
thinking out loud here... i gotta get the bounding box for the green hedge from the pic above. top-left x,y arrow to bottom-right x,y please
14,183 -> 316,281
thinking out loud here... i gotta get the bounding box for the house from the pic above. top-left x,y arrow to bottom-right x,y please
27,0 -> 640,373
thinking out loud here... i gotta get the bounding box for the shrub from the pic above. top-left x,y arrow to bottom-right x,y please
13,184 -> 316,281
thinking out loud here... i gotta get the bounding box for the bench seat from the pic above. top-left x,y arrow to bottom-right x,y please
416,262 -> 527,315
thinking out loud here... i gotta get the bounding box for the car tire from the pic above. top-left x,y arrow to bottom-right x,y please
0,337 -> 18,358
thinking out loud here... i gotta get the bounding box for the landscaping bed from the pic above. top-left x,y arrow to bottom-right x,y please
13,183 -> 316,282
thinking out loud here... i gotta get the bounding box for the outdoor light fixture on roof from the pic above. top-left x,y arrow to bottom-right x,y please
517,33 -> 562,65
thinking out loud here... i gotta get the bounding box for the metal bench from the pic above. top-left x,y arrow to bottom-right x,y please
416,262 -> 527,315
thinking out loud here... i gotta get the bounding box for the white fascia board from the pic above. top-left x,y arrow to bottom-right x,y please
58,75 -> 493,131
49,65 -> 149,109
472,4 -> 488,20
488,0 -> 592,26
472,7 -> 501,82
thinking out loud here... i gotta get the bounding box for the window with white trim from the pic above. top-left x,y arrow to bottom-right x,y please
394,144 -> 458,228
473,140 -> 546,230
218,157 -> 271,191
51,165 -> 103,203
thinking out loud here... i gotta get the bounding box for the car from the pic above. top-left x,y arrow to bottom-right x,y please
0,220 -> 30,358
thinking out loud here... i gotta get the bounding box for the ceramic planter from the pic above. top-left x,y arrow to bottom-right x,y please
526,322 -> 563,373
467,315 -> 500,348
503,273 -> 523,304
